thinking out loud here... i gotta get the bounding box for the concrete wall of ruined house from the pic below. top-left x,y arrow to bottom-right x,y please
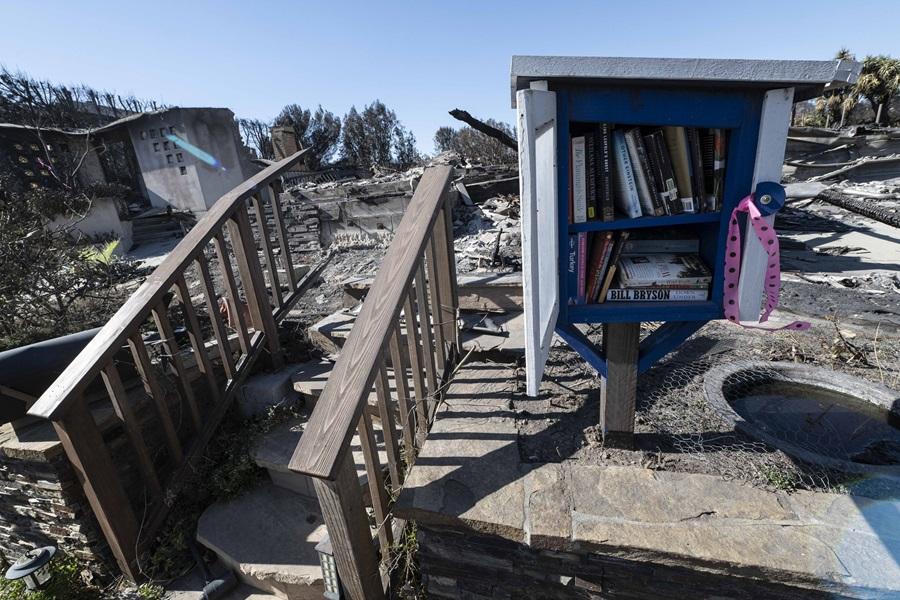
128,110 -> 204,213
128,108 -> 247,215
182,108 -> 248,211
75,146 -> 108,188
45,197 -> 133,251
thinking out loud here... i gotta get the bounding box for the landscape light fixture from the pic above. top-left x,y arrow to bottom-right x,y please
4,546 -> 57,590
315,537 -> 343,600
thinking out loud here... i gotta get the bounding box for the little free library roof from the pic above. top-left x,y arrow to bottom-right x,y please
509,55 -> 861,106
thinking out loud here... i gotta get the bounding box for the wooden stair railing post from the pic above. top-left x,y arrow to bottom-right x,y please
127,334 -> 184,463
195,254 -> 237,380
313,450 -> 385,600
440,194 -> 460,355
176,274 -> 222,403
425,237 -> 448,374
403,289 -> 429,444
100,363 -> 162,498
413,265 -> 438,399
268,181 -> 298,292
53,398 -> 140,580
388,327 -> 415,452
213,233 -> 252,356
250,192 -> 283,311
151,304 -> 203,431
227,204 -> 284,369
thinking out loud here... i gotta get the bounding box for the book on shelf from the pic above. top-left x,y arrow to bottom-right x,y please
585,132 -> 598,220
585,231 -> 614,302
700,128 -> 727,212
567,234 -> 578,305
643,130 -> 682,216
571,136 -> 587,223
568,123 -> 725,222
597,124 -> 614,221
576,232 -> 589,304
620,230 -> 700,255
617,253 -> 712,288
611,129 -> 642,218
605,286 -> 709,302
662,126 -> 696,214
624,128 -> 664,217
597,231 -> 629,303
686,127 -> 707,212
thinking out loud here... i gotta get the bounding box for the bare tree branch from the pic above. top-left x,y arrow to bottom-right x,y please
449,109 -> 518,150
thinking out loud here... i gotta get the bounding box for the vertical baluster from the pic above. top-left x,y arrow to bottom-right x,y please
250,192 -> 283,310
175,274 -> 221,402
268,181 -> 298,292
227,205 -> 284,369
437,198 -> 460,354
195,253 -> 236,380
53,398 -> 140,580
128,334 -> 183,463
414,264 -> 438,399
403,289 -> 429,443
357,409 -> 393,552
425,238 -> 448,374
213,232 -> 252,355
388,327 -> 415,453
100,363 -> 162,498
151,303 -> 203,431
374,361 -> 401,488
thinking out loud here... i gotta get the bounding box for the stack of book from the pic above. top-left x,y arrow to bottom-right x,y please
569,125 -> 726,221
570,231 -> 712,304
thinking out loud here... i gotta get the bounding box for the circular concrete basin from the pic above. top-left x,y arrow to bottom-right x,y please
704,361 -> 900,475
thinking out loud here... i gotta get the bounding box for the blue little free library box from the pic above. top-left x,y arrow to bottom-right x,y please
512,55 -> 859,437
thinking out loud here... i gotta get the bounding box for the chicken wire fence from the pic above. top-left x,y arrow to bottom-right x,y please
633,353 -> 899,498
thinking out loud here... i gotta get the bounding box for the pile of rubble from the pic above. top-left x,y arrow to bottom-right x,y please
453,193 -> 521,273
772,126 -> 900,329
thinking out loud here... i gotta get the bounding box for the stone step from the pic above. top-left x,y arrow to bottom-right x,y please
196,483 -> 327,599
308,306 -> 526,359
342,271 -> 523,312
250,416 -> 387,501
133,220 -> 183,233
133,231 -> 182,245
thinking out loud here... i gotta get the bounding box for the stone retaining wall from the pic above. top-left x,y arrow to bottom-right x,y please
417,525 -> 847,600
0,423 -> 111,575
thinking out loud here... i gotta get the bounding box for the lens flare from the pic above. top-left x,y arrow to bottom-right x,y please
165,134 -> 224,170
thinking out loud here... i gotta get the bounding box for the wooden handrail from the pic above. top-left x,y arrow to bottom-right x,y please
288,165 -> 458,600
289,165 -> 453,480
28,150 -> 308,420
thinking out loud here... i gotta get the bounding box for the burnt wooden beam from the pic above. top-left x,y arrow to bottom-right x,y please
449,109 -> 518,150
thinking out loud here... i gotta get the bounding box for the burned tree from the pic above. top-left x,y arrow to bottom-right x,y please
274,104 -> 341,169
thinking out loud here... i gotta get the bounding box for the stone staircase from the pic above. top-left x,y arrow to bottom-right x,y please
193,272 -> 525,598
194,360 -> 386,599
132,209 -> 188,246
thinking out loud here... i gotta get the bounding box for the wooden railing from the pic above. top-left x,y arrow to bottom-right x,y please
290,166 -> 458,600
27,150 -> 316,579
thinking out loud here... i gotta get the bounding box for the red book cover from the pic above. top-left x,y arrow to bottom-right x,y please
586,231 -> 614,301
577,232 -> 588,304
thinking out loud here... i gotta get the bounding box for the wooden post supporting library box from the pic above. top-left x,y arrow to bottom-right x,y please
514,56 -> 859,445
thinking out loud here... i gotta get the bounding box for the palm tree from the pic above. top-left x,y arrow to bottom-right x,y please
856,55 -> 900,125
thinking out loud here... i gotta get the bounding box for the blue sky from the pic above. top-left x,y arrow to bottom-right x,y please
1,1 -> 898,154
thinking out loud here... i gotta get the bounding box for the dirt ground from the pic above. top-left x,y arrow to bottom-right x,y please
516,315 -> 900,497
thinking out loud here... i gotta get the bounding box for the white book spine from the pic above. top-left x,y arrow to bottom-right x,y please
571,136 -> 587,223
612,130 -> 642,218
